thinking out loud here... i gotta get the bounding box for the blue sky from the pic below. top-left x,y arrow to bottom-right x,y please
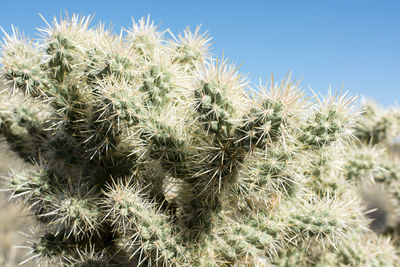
0,0 -> 399,106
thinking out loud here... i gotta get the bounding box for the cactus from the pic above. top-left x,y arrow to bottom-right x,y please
355,100 -> 400,145
0,14 -> 399,266
347,99 -> 400,243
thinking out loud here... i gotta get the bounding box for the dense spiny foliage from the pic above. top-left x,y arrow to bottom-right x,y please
0,14 -> 399,266
349,101 -> 400,239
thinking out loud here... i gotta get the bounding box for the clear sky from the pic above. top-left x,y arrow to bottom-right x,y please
0,0 -> 399,106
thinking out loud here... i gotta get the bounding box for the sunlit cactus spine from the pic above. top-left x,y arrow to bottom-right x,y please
0,14 -> 399,266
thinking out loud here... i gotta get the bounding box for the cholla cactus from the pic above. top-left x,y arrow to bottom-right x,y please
355,99 -> 400,145
0,14 -> 399,266
341,99 -> 400,244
